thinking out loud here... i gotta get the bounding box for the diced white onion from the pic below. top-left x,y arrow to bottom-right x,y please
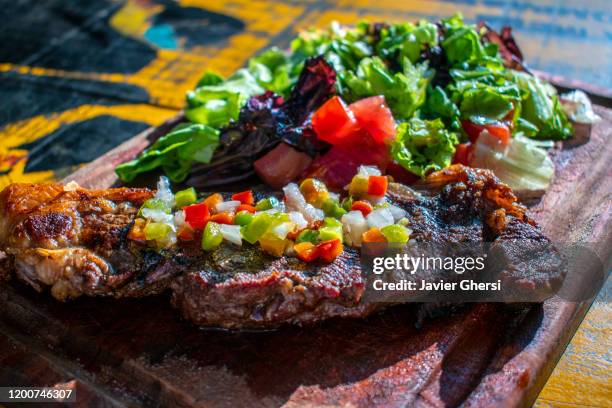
387,204 -> 407,221
283,183 -> 324,222
328,192 -> 340,202
174,210 -> 187,229
141,208 -> 174,225
272,222 -> 294,240
341,211 -> 369,247
219,224 -> 242,246
288,211 -> 308,229
154,176 -> 175,208
215,200 -> 241,213
358,165 -> 381,176
366,208 -> 394,229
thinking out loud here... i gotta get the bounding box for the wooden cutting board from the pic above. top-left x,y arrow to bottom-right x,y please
0,102 -> 610,407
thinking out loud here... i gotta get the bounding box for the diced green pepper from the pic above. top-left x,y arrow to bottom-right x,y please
318,218 -> 343,243
322,198 -> 347,218
144,222 -> 172,241
380,224 -> 410,244
175,187 -> 197,208
241,212 -> 273,244
202,221 -> 223,251
234,210 -> 254,226
341,196 -> 354,212
296,229 -> 319,244
138,198 -> 171,216
255,197 -> 280,211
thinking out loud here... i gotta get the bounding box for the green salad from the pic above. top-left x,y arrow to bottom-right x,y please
116,14 -> 574,191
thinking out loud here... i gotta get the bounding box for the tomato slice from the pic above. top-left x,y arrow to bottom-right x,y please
305,136 -> 391,191
453,143 -> 473,166
349,96 -> 397,144
183,203 -> 210,230
367,175 -> 388,197
461,120 -> 510,145
231,190 -> 254,206
311,96 -> 360,146
351,200 -> 373,217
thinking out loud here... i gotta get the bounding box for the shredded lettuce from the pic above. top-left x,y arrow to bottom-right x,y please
391,118 -> 459,177
116,124 -> 220,182
471,132 -> 554,190
508,70 -> 573,140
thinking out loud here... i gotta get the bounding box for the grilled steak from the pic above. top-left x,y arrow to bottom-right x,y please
0,166 -> 565,328
0,183 -> 183,299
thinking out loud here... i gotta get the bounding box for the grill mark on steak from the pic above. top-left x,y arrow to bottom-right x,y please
0,166 -> 566,328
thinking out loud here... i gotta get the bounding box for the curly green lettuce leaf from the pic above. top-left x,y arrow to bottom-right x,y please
421,85 -> 461,131
391,118 -> 459,177
186,69 -> 264,128
116,124 -> 220,183
508,70 -> 573,140
375,20 -> 438,64
343,56 -> 431,119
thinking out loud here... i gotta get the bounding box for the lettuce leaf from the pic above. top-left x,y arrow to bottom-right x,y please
115,124 -> 220,182
343,56 -> 431,119
391,118 -> 459,177
508,70 -> 573,140
421,85 -> 461,131
375,20 -> 438,64
186,69 -> 264,128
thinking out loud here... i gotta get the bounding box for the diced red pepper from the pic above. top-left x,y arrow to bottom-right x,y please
362,227 -> 387,244
349,96 -> 397,145
209,212 -> 234,225
461,120 -> 510,145
453,143 -> 473,166
203,193 -> 223,211
231,190 -> 254,206
294,239 -> 343,263
316,239 -> 343,263
294,241 -> 318,263
183,203 -> 210,230
177,227 -> 195,241
312,96 -> 360,146
236,204 -> 256,214
351,200 -> 373,217
367,175 -> 388,197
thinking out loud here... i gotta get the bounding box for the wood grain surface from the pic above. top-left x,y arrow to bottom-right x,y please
0,105 -> 608,407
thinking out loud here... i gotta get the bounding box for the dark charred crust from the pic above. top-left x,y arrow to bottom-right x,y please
24,213 -> 72,241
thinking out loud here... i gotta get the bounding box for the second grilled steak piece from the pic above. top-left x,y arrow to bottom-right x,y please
170,166 -> 566,328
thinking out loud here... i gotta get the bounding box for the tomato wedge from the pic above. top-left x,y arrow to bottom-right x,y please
349,96 -> 397,144
311,96 -> 359,146
461,120 -> 511,145
453,143 -> 473,166
183,202 -> 210,230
